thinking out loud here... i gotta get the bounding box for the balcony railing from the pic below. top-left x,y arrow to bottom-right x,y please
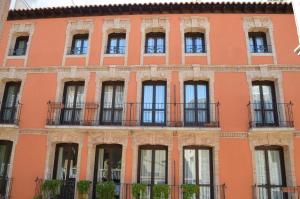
105,46 -> 126,54
66,47 -> 88,55
253,185 -> 300,199
0,102 -> 22,125
0,177 -> 12,199
249,45 -> 272,53
185,44 -> 206,53
46,101 -> 220,128
8,48 -> 27,56
145,45 -> 165,54
247,102 -> 293,128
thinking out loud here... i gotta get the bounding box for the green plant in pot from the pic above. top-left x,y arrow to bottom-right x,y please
77,180 -> 91,199
96,181 -> 115,199
41,179 -> 61,199
153,184 -> 170,199
181,184 -> 199,199
132,183 -> 147,199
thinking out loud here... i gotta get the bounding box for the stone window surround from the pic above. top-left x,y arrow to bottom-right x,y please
249,133 -> 296,187
100,18 -> 130,66
131,131 -> 173,184
246,68 -> 288,129
243,17 -> 277,65
62,19 -> 94,67
4,23 -> 35,67
180,17 -> 211,65
177,132 -> 220,186
140,17 -> 170,65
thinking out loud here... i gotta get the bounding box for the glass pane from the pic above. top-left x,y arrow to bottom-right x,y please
97,148 -> 107,182
156,38 -> 164,53
111,147 -> 122,182
143,86 -> 153,109
155,85 -> 165,109
119,38 -> 126,54
69,146 -> 77,179
154,150 -> 166,184
76,85 -> 84,107
82,39 -> 88,54
109,38 -> 118,54
185,110 -> 195,123
262,85 -> 274,108
249,37 -> 255,52
185,37 -> 193,53
140,150 -> 152,184
197,110 -> 207,123
197,85 -> 207,108
115,85 -> 124,108
103,85 -> 113,109
195,37 -> 204,53
65,86 -> 76,108
256,37 -> 265,53
0,145 -> 8,177
5,85 -> 18,108
252,85 -> 261,105
255,150 -> 267,185
55,146 -> 69,180
184,149 -> 196,184
198,149 -> 210,184
146,38 -> 155,53
185,85 -> 195,109
270,187 -> 284,199
268,150 -> 283,186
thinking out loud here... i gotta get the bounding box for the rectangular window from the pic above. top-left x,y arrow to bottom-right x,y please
106,33 -> 126,54
69,34 -> 89,55
185,32 -> 206,53
249,32 -> 270,53
184,81 -> 209,126
100,82 -> 124,125
183,147 -> 213,199
255,147 -> 286,199
0,82 -> 21,124
145,32 -> 165,54
11,36 -> 29,56
61,81 -> 84,125
252,81 -> 278,127
142,81 -> 166,126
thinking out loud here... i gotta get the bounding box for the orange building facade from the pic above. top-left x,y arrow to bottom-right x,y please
0,2 -> 299,199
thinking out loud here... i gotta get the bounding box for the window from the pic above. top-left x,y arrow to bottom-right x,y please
255,146 -> 286,199
138,145 -> 168,198
106,33 -> 126,54
185,32 -> 206,53
145,32 -> 165,54
183,146 -> 213,199
249,32 -> 270,53
69,34 -> 89,55
10,36 -> 29,56
184,81 -> 209,126
0,82 -> 21,124
100,81 -> 124,125
0,141 -> 12,199
53,143 -> 78,199
252,81 -> 278,127
142,81 -> 166,126
93,144 -> 122,199
61,81 -> 84,125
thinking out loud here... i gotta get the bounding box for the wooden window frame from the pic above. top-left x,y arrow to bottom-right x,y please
70,34 -> 89,55
184,32 -> 206,53
12,36 -> 29,56
106,33 -> 126,54
145,32 -> 166,54
248,32 -> 269,53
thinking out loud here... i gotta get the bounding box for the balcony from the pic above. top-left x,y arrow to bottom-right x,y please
247,102 -> 294,128
46,101 -> 220,128
253,185 -> 300,199
0,102 -> 22,125
0,177 -> 13,199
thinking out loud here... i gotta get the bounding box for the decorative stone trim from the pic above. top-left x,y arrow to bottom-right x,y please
249,132 -> 296,186
243,17 -> 277,65
140,17 -> 170,65
4,23 -> 35,67
177,132 -> 220,186
131,131 -> 173,184
100,18 -> 130,66
62,19 -> 94,66
220,132 -> 248,138
180,17 -> 211,65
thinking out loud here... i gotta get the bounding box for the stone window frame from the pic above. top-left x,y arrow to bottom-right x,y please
4,23 -> 35,67
249,133 -> 296,188
140,17 -> 170,65
131,131 -> 173,185
100,18 -> 130,66
243,17 -> 277,65
62,20 -> 94,66
180,17 -> 211,65
178,68 -> 216,128
246,68 -> 292,130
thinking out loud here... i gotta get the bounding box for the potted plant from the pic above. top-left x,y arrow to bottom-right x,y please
153,184 -> 170,199
41,179 -> 61,199
77,180 -> 91,199
132,183 -> 147,199
181,184 -> 199,199
96,181 -> 115,199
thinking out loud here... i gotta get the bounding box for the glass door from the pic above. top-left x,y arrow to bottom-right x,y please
61,82 -> 84,125
0,82 -> 20,124
0,141 -> 12,199
53,143 -> 78,199
93,144 -> 122,199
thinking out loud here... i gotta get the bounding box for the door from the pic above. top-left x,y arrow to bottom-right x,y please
0,141 -> 12,199
93,144 -> 122,199
61,81 -> 84,125
53,143 -> 78,199
0,82 -> 21,124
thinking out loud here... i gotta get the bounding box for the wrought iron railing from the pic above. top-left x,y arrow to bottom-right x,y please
66,47 -> 88,55
105,46 -> 126,54
253,185 -> 300,199
247,102 -> 294,128
0,177 -> 13,199
249,45 -> 272,53
185,44 -> 206,53
46,101 -> 220,128
144,45 -> 165,54
0,102 -> 22,125
8,48 -> 27,56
